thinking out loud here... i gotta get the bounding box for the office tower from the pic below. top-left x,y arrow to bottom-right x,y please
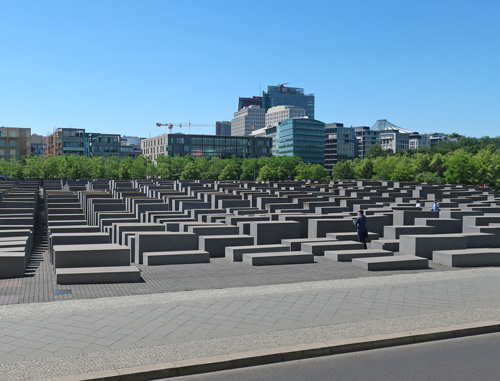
353,126 -> 379,159
231,105 -> 265,136
262,84 -> 315,119
276,118 -> 325,164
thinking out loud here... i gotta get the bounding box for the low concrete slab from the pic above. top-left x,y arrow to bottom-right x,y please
301,240 -> 365,255
433,248 -> 500,267
56,266 -> 141,284
143,250 -> 210,265
352,255 -> 429,271
242,251 -> 314,266
53,244 -> 131,269
225,244 -> 290,262
325,249 -> 394,262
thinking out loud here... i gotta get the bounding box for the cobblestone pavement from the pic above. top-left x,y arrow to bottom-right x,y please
0,247 -> 457,305
1,267 -> 500,380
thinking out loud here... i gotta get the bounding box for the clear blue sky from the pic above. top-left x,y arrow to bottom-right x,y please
1,0 -> 499,138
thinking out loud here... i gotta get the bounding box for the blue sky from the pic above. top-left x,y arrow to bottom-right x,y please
1,0 -> 499,138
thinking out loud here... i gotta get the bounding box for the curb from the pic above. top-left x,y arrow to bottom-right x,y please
45,321 -> 500,381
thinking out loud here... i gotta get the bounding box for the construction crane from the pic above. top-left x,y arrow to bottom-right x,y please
156,121 -> 215,134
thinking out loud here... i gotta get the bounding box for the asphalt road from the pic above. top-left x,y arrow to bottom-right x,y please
176,332 -> 500,381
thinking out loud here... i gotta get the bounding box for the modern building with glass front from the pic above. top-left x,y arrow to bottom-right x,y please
276,118 -> 325,165
262,84 -> 315,119
325,123 -> 358,173
141,133 -> 272,162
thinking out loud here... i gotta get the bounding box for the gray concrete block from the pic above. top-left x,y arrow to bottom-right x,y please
56,266 -> 141,284
225,244 -> 290,262
325,232 -> 379,242
325,249 -> 394,262
383,225 -> 436,239
414,218 -> 463,234
0,251 -> 25,278
433,248 -> 500,267
399,234 -> 468,259
308,219 -> 356,238
199,235 -> 254,258
143,250 -> 210,265
301,240 -> 365,255
134,232 -> 198,264
249,221 -> 301,245
281,237 -> 338,251
53,244 -> 131,269
242,251 -> 314,266
368,239 -> 399,252
352,255 -> 429,271
188,225 -> 240,236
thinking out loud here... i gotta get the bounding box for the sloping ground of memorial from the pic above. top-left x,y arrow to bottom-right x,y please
1,178 -> 499,304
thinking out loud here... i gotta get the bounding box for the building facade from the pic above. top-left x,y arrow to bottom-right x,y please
231,105 -> 265,136
44,128 -> 85,156
262,85 -> 315,119
325,123 -> 358,173
265,105 -> 306,127
141,133 -> 272,162
0,127 -> 31,161
379,129 -> 410,152
353,126 -> 379,159
276,118 -> 325,165
215,121 -> 232,136
30,134 -> 44,157
44,128 -> 140,158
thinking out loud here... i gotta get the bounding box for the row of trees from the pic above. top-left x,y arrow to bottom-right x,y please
332,148 -> 500,190
0,154 -> 328,181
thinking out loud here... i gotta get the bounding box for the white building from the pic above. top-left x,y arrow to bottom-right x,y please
121,135 -> 143,146
265,105 -> 306,127
231,105 -> 265,136
379,129 -> 410,152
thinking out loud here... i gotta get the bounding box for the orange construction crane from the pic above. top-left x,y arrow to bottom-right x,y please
156,121 -> 215,134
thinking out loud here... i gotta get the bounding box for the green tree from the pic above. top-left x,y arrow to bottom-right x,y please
257,165 -> 278,181
105,156 -> 120,179
332,161 -> 355,180
129,156 -> 147,179
240,158 -> 260,180
442,149 -> 476,184
180,161 -> 200,180
219,163 -> 239,180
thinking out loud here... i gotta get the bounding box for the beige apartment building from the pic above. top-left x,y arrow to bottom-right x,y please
0,127 -> 31,161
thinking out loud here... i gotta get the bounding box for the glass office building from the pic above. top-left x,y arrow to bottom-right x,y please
262,85 -> 315,119
276,118 -> 325,164
142,133 -> 272,162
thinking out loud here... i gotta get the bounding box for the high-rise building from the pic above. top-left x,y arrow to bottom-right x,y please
353,126 -> 379,159
238,96 -> 262,111
141,133 -> 272,162
0,127 -> 31,161
276,118 -> 325,164
325,123 -> 358,173
265,105 -> 306,127
231,105 -> 265,136
262,84 -> 315,119
215,121 -> 232,136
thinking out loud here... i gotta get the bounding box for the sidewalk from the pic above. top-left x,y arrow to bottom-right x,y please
1,268 -> 500,380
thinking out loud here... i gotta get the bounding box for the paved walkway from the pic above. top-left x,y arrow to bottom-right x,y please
2,268 -> 500,380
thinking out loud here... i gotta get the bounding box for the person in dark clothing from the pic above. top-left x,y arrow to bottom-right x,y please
353,210 -> 368,249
